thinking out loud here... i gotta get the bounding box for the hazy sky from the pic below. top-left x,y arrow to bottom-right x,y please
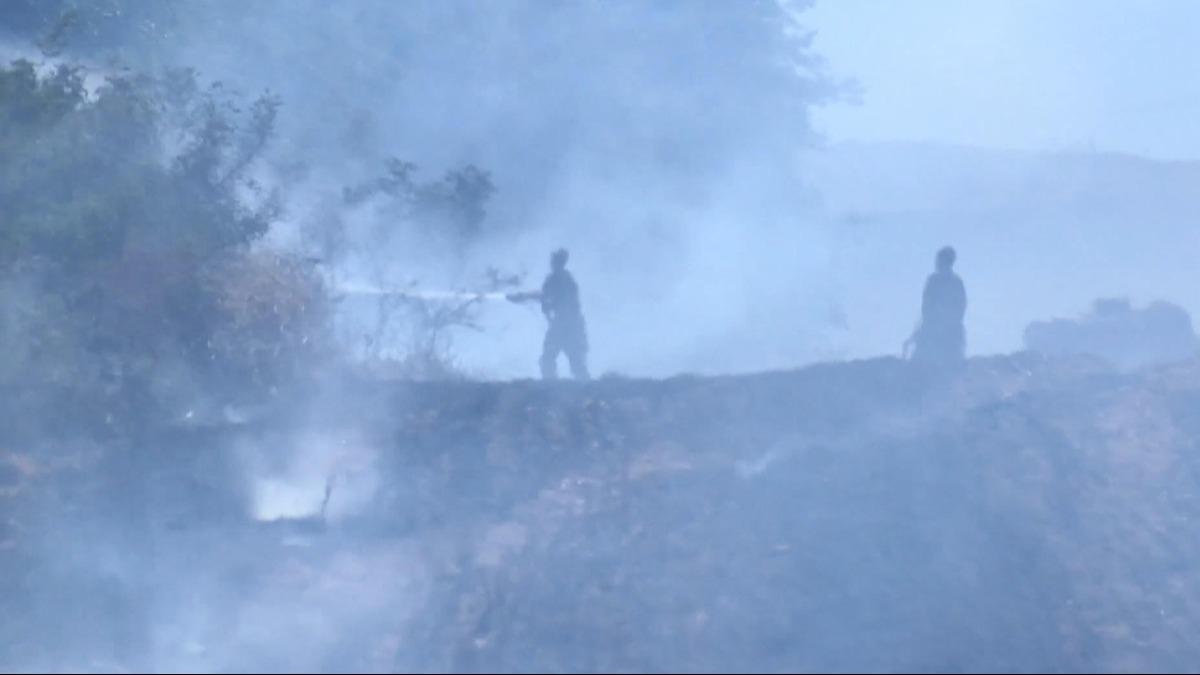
807,0 -> 1200,160
5,1 -> 1191,372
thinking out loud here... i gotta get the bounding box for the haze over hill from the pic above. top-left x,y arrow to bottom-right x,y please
808,141 -> 1200,361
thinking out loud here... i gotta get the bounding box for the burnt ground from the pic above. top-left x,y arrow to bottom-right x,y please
4,353 -> 1200,672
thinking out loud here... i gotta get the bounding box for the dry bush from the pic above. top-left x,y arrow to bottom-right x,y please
202,250 -> 332,389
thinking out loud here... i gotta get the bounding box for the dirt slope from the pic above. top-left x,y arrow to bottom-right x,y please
4,354 -> 1200,672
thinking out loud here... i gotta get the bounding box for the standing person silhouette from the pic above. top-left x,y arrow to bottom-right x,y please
905,246 -> 967,366
511,248 -> 590,381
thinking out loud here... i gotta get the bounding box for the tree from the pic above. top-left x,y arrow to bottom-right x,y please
0,59 -> 324,412
2,1 -> 186,60
341,158 -> 496,257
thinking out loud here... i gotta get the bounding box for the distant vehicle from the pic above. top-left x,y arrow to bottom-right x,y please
1023,298 -> 1200,370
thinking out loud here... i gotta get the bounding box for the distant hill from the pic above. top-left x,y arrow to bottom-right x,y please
803,141 -> 1200,359
810,140 -> 1200,217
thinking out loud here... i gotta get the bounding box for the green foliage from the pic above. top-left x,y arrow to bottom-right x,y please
342,158 -> 496,253
0,59 -> 321,405
0,61 -> 277,267
4,0 -> 185,60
